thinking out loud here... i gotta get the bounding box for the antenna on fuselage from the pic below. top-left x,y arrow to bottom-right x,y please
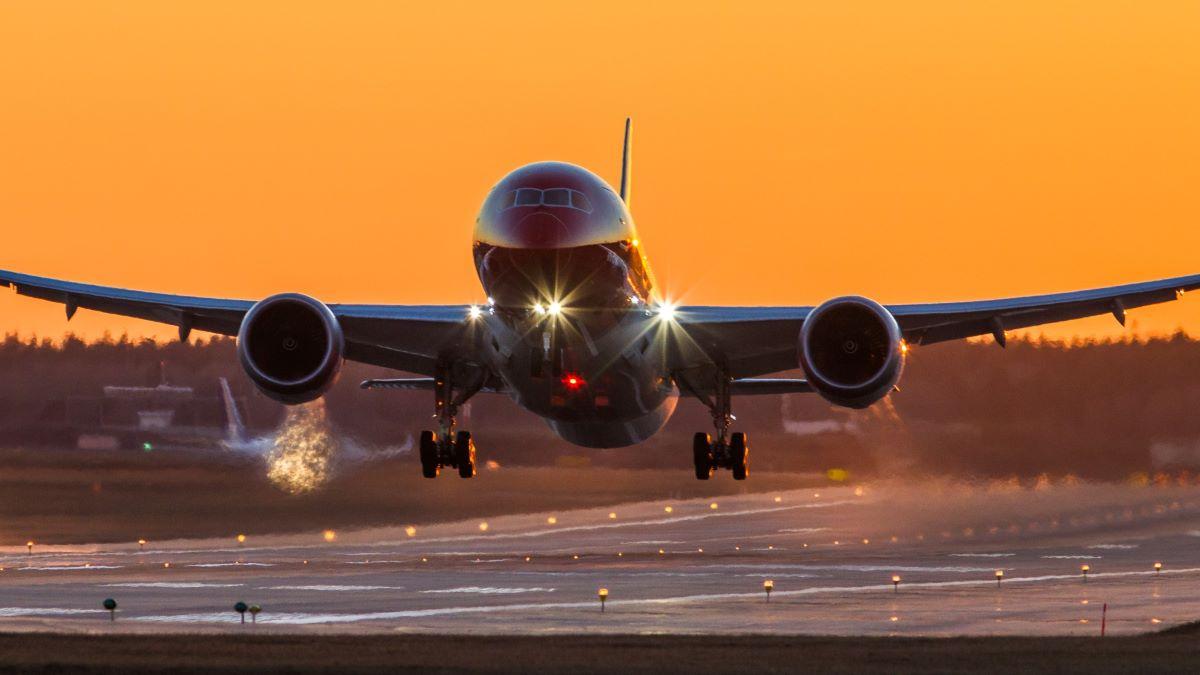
619,117 -> 632,207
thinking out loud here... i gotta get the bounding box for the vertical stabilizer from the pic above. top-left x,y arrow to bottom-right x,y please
619,117 -> 632,207
220,377 -> 247,443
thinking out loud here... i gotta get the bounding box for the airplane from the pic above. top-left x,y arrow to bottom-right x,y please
2,119 -> 1198,481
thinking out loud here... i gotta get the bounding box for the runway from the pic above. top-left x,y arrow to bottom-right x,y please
3,481 -> 1200,636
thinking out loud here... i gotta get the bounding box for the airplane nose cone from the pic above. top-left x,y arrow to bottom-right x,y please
509,211 -> 570,249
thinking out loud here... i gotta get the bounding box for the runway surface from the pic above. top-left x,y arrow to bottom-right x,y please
3,481 -> 1199,636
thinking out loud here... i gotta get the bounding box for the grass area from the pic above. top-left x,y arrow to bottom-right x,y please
1,630 -> 1198,674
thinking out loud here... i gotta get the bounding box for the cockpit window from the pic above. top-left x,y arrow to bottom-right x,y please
500,188 -> 595,213
515,188 -> 542,206
570,191 -> 592,212
542,188 -> 570,206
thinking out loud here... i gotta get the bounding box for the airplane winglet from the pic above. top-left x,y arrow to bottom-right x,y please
619,117 -> 632,207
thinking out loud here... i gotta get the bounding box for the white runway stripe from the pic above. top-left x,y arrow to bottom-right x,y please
101,582 -> 244,589
362,502 -> 858,548
130,567 -> 1200,625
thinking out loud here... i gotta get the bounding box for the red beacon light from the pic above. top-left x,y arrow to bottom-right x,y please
562,373 -> 585,390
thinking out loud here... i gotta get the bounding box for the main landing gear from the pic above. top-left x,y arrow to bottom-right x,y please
419,429 -> 476,479
687,371 -> 749,480
419,365 -> 479,479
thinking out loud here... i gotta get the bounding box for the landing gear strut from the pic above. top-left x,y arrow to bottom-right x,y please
686,371 -> 749,480
419,364 -> 479,479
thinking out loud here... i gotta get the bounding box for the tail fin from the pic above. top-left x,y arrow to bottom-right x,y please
619,117 -> 632,207
220,377 -> 247,443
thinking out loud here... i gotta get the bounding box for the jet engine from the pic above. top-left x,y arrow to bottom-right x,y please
798,296 -> 904,409
237,293 -> 344,404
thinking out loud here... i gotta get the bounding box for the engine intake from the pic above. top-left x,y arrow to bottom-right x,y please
237,293 -> 344,404
798,296 -> 904,408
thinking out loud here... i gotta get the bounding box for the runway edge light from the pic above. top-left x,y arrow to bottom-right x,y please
235,601 -> 248,624
764,579 -> 774,603
102,598 -> 117,621
598,587 -> 608,613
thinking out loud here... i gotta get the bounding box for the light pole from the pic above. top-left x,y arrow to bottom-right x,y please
892,575 -> 901,594
598,588 -> 608,613
1081,564 -> 1090,583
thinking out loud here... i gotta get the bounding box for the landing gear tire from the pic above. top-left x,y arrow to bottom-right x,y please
455,430 -> 476,479
693,432 -> 713,480
730,432 -> 749,481
419,430 -> 440,478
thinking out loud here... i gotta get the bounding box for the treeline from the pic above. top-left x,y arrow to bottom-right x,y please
2,332 -> 1199,479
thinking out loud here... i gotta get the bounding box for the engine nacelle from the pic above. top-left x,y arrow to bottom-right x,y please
798,296 -> 904,409
237,293 -> 344,404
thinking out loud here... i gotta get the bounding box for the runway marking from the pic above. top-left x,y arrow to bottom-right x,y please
694,564 -> 1007,574
1088,544 -> 1139,550
266,585 -> 405,592
948,553 -> 1016,558
355,502 -> 858,548
187,562 -> 274,568
421,587 -> 556,595
128,567 -> 1200,626
101,582 -> 244,589
1041,555 -> 1102,559
18,565 -> 122,571
0,607 -> 107,617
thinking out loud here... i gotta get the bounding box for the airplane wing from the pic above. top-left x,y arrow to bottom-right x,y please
0,269 -> 474,377
677,273 -> 1200,379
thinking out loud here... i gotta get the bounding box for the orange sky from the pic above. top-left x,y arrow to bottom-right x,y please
1,1 -> 1197,342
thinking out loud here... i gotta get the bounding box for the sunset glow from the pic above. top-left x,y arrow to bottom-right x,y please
0,2 -> 1196,340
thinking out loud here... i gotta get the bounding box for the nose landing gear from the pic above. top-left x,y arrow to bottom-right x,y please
684,371 -> 749,480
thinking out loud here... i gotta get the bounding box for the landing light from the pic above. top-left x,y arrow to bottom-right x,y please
533,303 -> 546,316
656,302 -> 677,321
468,305 -> 483,320
547,301 -> 563,316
